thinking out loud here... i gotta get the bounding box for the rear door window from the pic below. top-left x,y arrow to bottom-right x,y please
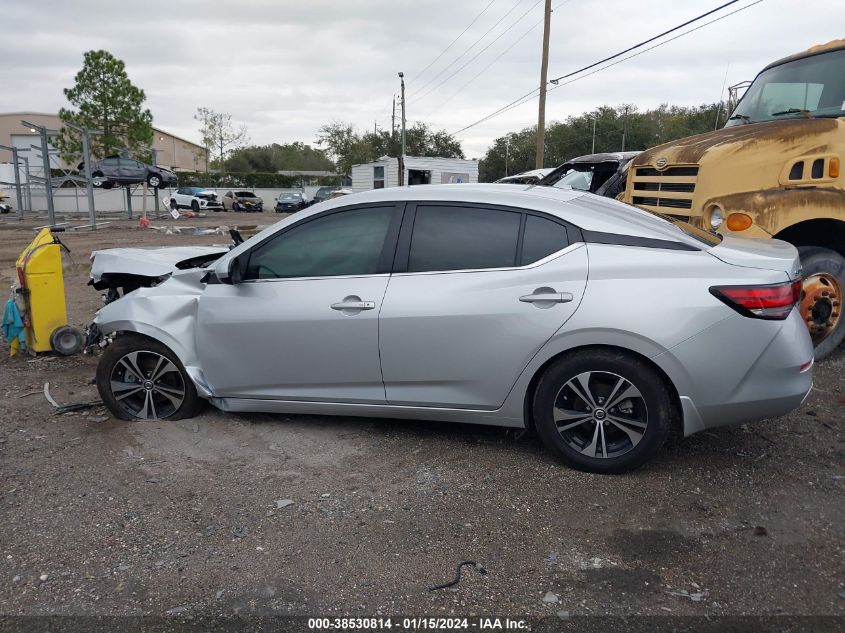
521,215 -> 569,265
407,205 -> 521,272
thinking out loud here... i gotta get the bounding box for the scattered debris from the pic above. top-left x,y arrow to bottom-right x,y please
38,574 -> 48,582
17,391 -> 41,399
231,526 -> 249,539
542,591 -> 559,604
428,561 -> 487,591
43,382 -> 101,414
165,606 -> 189,616
556,610 -> 571,621
275,499 -> 294,509
215,589 -> 224,600
12,576 -> 21,584
86,415 -> 109,423
192,423 -> 199,433
753,526 -> 768,536
667,589 -> 709,602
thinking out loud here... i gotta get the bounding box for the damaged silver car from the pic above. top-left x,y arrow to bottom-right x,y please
93,184 -> 813,473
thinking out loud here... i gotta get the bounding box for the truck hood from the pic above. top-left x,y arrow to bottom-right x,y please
90,245 -> 228,282
708,235 -> 801,278
634,118 -> 841,167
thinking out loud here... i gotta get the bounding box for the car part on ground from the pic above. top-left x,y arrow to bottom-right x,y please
93,184 -> 813,473
170,187 -> 223,212
622,40 -> 845,358
538,152 -> 641,199
223,190 -> 264,212
80,156 -> 177,190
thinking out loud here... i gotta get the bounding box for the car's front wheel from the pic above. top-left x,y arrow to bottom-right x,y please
191,200 -> 200,213
96,335 -> 202,421
147,174 -> 162,188
532,349 -> 674,474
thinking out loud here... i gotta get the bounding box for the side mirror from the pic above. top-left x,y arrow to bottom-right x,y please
213,254 -> 246,284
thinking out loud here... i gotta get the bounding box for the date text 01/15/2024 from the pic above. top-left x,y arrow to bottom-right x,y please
307,617 -> 530,630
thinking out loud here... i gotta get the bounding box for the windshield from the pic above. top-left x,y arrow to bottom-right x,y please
281,193 -> 301,200
552,169 -> 593,191
235,191 -> 256,197
726,48 -> 845,126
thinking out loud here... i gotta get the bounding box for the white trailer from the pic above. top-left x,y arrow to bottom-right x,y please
351,156 -> 478,192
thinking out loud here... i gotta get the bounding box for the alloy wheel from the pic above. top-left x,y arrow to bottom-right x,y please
109,350 -> 186,419
553,371 -> 648,459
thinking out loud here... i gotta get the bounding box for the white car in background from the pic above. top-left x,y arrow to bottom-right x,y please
170,187 -> 223,213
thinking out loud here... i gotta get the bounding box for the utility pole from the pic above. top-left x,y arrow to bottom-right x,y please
591,116 -> 597,154
621,105 -> 630,151
398,72 -> 407,186
535,0 -> 552,169
392,95 -> 396,137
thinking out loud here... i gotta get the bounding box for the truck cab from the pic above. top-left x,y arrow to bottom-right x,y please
623,39 -> 845,358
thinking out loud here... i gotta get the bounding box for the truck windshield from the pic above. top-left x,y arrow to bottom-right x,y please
726,48 -> 845,126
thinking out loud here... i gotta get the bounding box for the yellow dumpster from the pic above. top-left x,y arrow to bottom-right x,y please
15,227 -> 83,355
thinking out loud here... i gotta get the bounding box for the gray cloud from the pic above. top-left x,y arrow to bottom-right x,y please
0,0 -> 842,159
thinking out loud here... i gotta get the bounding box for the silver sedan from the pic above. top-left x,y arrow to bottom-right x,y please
93,185 -> 814,473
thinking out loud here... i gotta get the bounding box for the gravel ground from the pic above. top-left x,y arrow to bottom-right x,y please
0,213 -> 843,632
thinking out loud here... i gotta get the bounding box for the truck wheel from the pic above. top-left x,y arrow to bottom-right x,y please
798,246 -> 845,360
50,326 -> 83,356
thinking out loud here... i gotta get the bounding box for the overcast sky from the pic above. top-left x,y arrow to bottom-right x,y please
1,0 -> 842,159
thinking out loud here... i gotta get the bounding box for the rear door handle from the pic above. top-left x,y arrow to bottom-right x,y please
519,292 -> 573,304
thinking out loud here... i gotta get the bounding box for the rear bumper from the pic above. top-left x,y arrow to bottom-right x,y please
662,309 -> 814,435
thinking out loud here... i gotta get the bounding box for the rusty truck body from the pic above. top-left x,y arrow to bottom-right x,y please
622,39 -> 845,359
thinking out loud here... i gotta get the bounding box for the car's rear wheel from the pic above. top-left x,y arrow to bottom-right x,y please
147,174 -> 162,188
532,349 -> 673,474
797,246 -> 845,360
96,335 -> 202,421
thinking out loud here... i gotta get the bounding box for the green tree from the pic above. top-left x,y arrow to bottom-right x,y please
57,50 -> 153,161
195,107 -> 249,171
223,142 -> 335,173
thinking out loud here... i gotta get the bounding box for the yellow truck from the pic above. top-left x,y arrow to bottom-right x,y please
623,39 -> 845,359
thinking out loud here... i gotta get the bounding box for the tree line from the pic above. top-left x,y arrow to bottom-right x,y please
54,50 -> 728,182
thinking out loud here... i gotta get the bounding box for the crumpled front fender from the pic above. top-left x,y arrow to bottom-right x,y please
93,270 -> 212,397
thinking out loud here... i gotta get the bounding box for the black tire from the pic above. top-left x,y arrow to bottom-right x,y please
91,172 -> 105,188
191,200 -> 200,213
96,334 -> 202,421
797,246 -> 845,360
50,326 -> 83,356
233,201 -> 241,212
532,349 -> 674,474
147,173 -> 162,189
170,198 -> 179,211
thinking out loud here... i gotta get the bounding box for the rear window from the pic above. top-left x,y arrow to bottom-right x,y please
521,215 -> 569,265
408,205 -> 521,272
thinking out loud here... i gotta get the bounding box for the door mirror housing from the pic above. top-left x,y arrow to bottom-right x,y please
213,253 -> 246,284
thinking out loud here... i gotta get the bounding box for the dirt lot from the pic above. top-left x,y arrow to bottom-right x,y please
0,212 -> 843,631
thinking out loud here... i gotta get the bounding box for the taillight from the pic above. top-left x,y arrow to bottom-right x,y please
710,279 -> 802,320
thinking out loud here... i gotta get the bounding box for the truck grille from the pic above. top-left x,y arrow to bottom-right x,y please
631,165 -> 698,211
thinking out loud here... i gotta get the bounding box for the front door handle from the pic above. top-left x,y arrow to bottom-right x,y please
519,287 -> 574,307
331,301 -> 375,310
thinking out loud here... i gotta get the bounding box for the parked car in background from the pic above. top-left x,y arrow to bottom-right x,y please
538,152 -> 640,199
328,188 -> 354,199
223,190 -> 264,212
93,184 -> 812,474
170,187 -> 223,212
80,156 -> 178,190
274,192 -> 309,213
312,186 -> 341,204
496,168 -> 555,185
0,191 -> 12,214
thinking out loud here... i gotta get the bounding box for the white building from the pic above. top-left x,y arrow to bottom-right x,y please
351,156 -> 478,192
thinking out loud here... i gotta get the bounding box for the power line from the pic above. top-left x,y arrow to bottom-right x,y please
411,0 -> 528,101
425,0 -> 573,118
451,0 -> 762,135
549,0 -> 742,84
413,0 -> 544,105
413,0 -> 499,84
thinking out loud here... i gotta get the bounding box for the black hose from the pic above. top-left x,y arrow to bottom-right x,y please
428,561 -> 487,591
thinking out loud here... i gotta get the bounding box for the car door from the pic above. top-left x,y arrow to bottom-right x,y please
195,203 -> 402,403
379,203 -> 588,410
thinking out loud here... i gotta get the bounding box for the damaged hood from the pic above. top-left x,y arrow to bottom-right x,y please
90,245 -> 228,283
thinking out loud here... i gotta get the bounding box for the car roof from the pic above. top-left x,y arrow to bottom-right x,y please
562,151 -> 641,165
243,184 -> 693,244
